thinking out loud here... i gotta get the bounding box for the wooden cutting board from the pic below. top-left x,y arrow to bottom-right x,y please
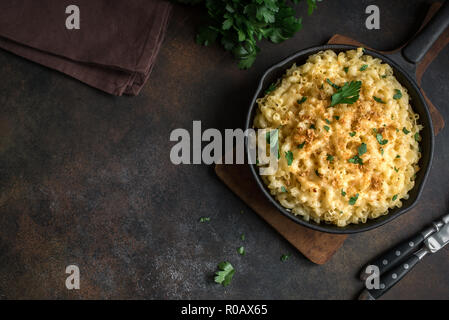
215,2 -> 446,265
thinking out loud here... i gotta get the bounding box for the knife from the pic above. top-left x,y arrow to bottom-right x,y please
360,213 -> 449,281
358,221 -> 449,300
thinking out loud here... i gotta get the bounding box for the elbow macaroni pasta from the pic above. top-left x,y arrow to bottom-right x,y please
254,48 -> 422,227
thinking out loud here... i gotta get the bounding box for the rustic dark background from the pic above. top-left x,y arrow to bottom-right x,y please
0,0 -> 448,299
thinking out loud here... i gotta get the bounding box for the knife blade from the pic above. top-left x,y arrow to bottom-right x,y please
359,222 -> 449,300
424,221 -> 449,253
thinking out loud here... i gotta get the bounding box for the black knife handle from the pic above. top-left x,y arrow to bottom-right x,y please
365,254 -> 421,300
360,233 -> 424,281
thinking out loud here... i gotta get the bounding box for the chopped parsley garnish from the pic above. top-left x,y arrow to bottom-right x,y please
380,147 -> 384,155
285,151 -> 293,166
376,133 -> 388,145
348,143 -> 367,165
373,96 -> 386,104
334,115 -> 340,120
344,67 -> 349,73
326,78 -> 341,90
266,129 -> 280,159
298,142 -> 306,149
330,81 -> 362,107
266,129 -> 279,146
214,262 -> 235,287
349,155 -> 364,165
327,154 -> 334,162
381,75 -> 388,78
359,64 -> 368,71
396,155 -> 400,158
265,83 -> 277,94
392,194 -> 398,201
240,234 -> 245,241
414,133 -> 420,141
281,186 -> 287,193
237,246 -> 245,256
349,131 -> 356,137
393,89 -> 402,100
402,127 -> 410,134
349,194 -> 359,205
199,217 -> 210,223
323,125 -> 330,132
325,119 -> 331,124
310,124 -> 316,130
358,143 -> 367,156
341,189 -> 346,197
280,254 -> 290,262
297,97 -> 307,104
315,169 -> 320,177
394,167 -> 399,172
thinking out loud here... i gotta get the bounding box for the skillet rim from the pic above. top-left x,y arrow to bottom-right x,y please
245,44 -> 435,234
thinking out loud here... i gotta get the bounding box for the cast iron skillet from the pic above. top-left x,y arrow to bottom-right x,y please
245,2 -> 449,234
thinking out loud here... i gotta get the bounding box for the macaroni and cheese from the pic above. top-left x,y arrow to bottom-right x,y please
254,48 -> 422,226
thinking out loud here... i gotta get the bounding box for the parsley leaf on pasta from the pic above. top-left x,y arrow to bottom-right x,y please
349,194 -> 359,205
297,97 -> 307,104
266,129 -> 279,146
348,155 -> 363,165
265,83 -> 277,94
326,78 -> 341,90
358,143 -> 367,156
359,64 -> 368,71
393,89 -> 402,100
285,151 -> 293,166
330,81 -> 362,107
373,96 -> 386,104
414,133 -> 420,141
376,133 -> 388,145
402,127 -> 410,134
298,142 -> 306,149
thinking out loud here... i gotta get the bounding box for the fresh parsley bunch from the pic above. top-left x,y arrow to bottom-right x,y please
176,0 -> 322,69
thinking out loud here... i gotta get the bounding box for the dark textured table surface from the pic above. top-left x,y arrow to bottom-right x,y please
0,0 -> 448,299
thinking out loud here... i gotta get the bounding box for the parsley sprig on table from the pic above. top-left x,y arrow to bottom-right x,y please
177,0 -> 323,69
214,261 -> 235,286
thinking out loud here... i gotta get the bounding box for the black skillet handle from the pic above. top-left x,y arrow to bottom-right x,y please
403,1 -> 449,63
359,253 -> 422,300
359,233 -> 424,281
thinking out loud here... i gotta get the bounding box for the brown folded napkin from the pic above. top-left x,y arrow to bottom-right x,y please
0,0 -> 172,96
